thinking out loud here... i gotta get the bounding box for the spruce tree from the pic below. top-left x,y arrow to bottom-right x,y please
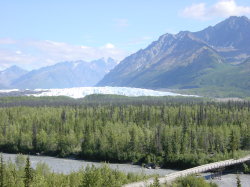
229,130 -> 238,157
0,154 -> 4,187
24,157 -> 32,187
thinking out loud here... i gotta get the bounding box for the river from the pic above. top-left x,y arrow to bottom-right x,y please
2,153 -> 249,186
1,153 -> 177,176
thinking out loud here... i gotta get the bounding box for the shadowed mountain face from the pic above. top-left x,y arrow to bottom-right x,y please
97,16 -> 250,97
0,58 -> 117,89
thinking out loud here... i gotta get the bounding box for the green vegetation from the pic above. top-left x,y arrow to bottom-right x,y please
175,62 -> 250,98
151,176 -> 160,187
0,154 -> 148,187
243,163 -> 250,174
24,157 -> 32,187
0,95 -> 249,169
170,175 -> 217,187
0,95 -> 208,107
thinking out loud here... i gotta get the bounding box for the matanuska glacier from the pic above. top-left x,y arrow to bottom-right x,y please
26,87 -> 194,98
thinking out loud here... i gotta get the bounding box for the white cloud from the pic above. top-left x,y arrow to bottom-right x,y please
182,3 -> 206,20
15,50 -> 22,55
181,0 -> 250,20
0,49 -> 37,70
0,39 -> 127,70
104,43 -> 115,49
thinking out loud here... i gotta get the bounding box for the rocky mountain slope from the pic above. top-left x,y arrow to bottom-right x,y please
97,16 -> 250,97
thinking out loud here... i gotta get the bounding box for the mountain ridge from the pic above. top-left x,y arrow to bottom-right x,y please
97,16 -> 250,97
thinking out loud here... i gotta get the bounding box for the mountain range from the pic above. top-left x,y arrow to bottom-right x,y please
1,16 -> 250,97
0,58 -> 117,89
97,16 -> 250,97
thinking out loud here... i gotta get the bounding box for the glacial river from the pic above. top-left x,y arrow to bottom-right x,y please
1,153 -> 177,176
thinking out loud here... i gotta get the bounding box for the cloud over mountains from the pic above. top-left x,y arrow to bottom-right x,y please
181,0 -> 250,20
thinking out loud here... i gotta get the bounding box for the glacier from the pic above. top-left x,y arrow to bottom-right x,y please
29,87 -> 194,98
0,87 -> 196,98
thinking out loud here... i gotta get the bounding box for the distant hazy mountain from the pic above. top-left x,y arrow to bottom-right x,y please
0,65 -> 28,88
11,58 -> 117,89
97,16 -> 250,97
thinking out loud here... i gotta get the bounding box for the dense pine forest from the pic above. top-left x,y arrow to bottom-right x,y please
0,95 -> 249,169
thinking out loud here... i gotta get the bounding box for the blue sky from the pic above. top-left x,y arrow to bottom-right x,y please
0,0 -> 250,70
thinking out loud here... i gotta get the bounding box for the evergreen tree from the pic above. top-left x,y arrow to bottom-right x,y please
80,165 -> 100,187
24,157 -> 32,187
0,155 -> 4,187
228,130 -> 240,157
243,163 -> 250,174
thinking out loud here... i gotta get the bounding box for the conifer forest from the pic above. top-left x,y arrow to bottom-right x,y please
0,96 -> 249,169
